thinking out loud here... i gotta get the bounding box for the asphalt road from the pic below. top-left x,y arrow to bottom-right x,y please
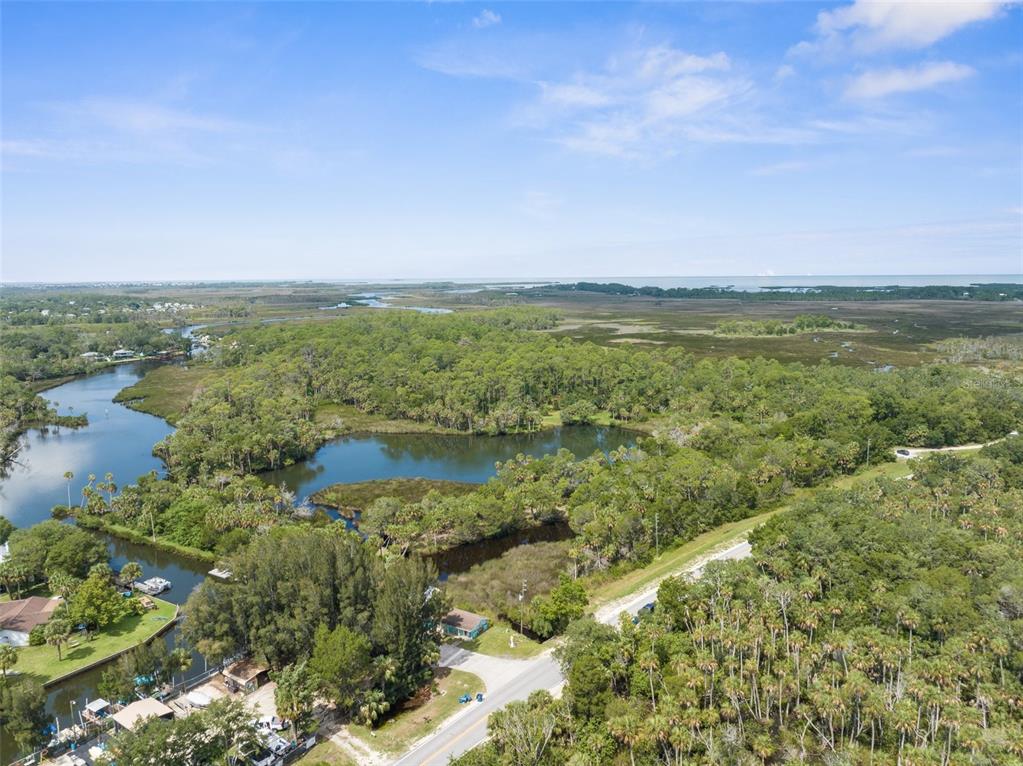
389,538 -> 753,766
390,654 -> 562,766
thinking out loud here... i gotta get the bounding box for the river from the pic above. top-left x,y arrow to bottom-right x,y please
0,359 -> 632,758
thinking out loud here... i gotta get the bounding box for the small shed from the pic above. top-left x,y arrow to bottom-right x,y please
441,609 -> 489,640
222,658 -> 269,693
111,698 -> 174,731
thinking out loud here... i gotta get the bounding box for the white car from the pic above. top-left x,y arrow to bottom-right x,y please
252,715 -> 288,732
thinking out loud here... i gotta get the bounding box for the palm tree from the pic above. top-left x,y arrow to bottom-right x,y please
0,644 -> 18,682
104,472 -> 116,508
48,571 -> 80,601
45,618 -> 72,661
168,647 -> 192,686
358,689 -> 390,728
373,655 -> 398,699
273,662 -> 314,742
63,471 -> 74,508
119,561 -> 143,587
608,711 -> 644,766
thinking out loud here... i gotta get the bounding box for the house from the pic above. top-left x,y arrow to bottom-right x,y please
80,351 -> 102,360
111,698 -> 174,731
0,596 -> 61,647
441,609 -> 489,640
222,658 -> 269,693
111,349 -> 135,359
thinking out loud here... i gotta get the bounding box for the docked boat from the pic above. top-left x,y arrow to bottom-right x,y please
134,577 -> 172,595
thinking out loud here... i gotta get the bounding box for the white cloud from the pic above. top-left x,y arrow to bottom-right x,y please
774,64 -> 796,81
472,9 -> 501,29
845,61 -> 975,99
523,45 -> 755,157
796,1 -> 1008,54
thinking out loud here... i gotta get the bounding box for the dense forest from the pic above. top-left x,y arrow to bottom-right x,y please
544,281 -> 1023,301
456,441 -> 1023,765
89,310 -> 1023,565
0,323 -> 188,380
156,310 -> 1022,479
182,528 -> 447,720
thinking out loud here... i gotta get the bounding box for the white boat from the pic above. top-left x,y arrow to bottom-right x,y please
134,577 -> 171,595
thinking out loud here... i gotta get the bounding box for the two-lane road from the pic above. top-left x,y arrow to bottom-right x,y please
391,653 -> 562,766
390,538 -> 753,766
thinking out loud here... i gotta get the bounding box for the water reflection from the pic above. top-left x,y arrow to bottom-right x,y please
263,426 -> 633,502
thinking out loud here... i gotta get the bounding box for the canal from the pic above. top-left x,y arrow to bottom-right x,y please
0,359 -> 632,759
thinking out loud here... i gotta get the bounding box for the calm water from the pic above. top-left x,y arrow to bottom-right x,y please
0,360 -> 633,758
263,426 -> 633,503
0,363 -> 173,527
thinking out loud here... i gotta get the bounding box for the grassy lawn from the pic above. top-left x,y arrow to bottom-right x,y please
586,510 -> 781,608
348,669 -> 482,755
293,739 -> 357,766
455,621 -> 545,659
12,597 -> 177,685
541,410 -> 614,428
113,364 -> 215,423
311,478 -> 479,511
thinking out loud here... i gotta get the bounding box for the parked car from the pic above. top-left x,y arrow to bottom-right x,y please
896,449 -> 911,456
476,692 -> 484,702
459,693 -> 472,704
253,715 -> 288,733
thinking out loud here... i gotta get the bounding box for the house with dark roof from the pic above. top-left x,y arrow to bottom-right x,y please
441,609 -> 489,640
0,596 -> 61,647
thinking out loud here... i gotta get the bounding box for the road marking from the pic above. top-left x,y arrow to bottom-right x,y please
409,711 -> 490,766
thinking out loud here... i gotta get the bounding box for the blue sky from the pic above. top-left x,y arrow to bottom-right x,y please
2,1 -> 1021,281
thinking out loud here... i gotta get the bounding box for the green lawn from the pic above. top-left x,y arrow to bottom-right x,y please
12,597 -> 177,685
586,510 -> 780,608
541,410 -> 614,428
348,669 -> 482,755
456,621 -> 545,659
293,739 -> 357,766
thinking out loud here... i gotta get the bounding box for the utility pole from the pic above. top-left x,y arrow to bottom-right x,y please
518,580 -> 527,637
655,512 -> 660,557
866,437 -> 871,467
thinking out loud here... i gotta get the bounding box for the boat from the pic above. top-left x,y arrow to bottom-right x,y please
133,577 -> 171,595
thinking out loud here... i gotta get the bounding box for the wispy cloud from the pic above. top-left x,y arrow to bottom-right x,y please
3,96 -> 255,167
749,160 -> 812,176
793,0 -> 1009,55
845,61 -> 975,99
472,9 -> 501,29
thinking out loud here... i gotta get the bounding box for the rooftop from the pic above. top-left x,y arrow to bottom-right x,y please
441,608 -> 488,633
0,596 -> 61,634
111,698 -> 174,730
223,657 -> 269,684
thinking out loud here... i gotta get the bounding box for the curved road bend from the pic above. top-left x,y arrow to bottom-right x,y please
391,539 -> 752,766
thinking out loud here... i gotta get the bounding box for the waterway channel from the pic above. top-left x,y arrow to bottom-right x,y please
0,357 -> 632,758
0,351 -> 634,752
